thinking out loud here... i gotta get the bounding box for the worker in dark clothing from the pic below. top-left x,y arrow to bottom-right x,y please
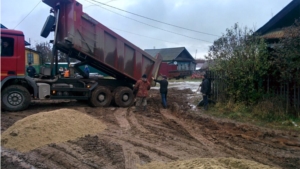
26,62 -> 36,78
84,65 -> 90,78
152,75 -> 169,109
200,74 -> 211,110
58,67 -> 64,76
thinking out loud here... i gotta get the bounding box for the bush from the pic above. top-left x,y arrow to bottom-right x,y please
252,97 -> 286,121
206,23 -> 270,105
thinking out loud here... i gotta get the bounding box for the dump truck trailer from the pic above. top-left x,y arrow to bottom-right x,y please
1,0 -> 162,111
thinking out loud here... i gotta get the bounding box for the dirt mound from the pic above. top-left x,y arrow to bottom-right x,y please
1,108 -> 106,152
137,157 -> 279,169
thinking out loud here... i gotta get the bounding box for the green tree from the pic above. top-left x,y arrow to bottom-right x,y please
206,23 -> 270,105
272,20 -> 300,85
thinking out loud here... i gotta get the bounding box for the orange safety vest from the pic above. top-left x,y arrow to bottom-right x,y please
64,70 -> 70,78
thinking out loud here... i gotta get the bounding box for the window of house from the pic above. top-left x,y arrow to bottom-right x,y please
1,37 -> 14,57
178,64 -> 182,70
27,52 -> 34,63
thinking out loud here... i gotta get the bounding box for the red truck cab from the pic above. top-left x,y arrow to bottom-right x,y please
1,29 -> 39,112
1,29 -> 26,80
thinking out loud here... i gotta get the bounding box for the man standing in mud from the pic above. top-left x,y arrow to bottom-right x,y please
152,75 -> 169,109
133,74 -> 151,112
200,74 -> 211,110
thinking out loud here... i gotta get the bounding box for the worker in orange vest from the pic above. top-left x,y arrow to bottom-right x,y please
64,67 -> 70,78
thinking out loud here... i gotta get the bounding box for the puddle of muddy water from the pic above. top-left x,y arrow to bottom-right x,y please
152,81 -> 201,92
152,81 -> 202,110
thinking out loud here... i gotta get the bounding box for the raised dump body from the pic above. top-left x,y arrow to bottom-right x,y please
42,0 -> 162,84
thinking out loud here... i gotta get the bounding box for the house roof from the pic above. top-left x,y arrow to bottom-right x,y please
25,47 -> 40,54
1,23 -> 31,46
1,24 -> 8,29
256,0 -> 300,35
144,47 -> 195,61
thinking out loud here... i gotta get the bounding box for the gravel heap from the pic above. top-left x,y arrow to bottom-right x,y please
137,157 -> 279,169
1,108 -> 106,152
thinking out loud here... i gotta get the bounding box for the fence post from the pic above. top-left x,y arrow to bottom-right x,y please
286,83 -> 289,114
298,85 -> 300,117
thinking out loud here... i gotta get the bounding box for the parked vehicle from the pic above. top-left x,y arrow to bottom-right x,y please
168,70 -> 192,80
1,0 -> 162,111
158,63 -> 193,80
191,71 -> 203,79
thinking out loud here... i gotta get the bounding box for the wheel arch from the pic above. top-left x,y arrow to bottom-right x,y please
1,76 -> 38,98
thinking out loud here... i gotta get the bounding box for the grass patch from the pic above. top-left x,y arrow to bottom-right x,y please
205,100 -> 300,132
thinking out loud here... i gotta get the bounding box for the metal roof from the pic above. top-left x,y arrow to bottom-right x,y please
144,47 -> 195,61
1,24 -> 8,29
256,0 -> 300,35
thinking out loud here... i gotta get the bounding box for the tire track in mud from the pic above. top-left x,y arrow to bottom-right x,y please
172,111 -> 300,169
112,108 -> 180,168
7,105 -> 295,169
112,108 -> 222,165
108,107 -> 220,168
212,129 -> 300,168
114,108 -> 131,130
159,109 -> 221,156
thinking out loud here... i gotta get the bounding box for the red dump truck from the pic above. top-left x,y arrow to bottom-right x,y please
1,0 -> 162,111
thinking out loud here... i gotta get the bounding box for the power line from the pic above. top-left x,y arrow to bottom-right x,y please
84,0 -> 213,43
83,0 -> 194,45
111,27 -> 182,45
84,0 -> 118,9
14,0 -> 41,29
88,0 -> 220,37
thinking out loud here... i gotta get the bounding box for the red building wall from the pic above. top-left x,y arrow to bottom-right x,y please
158,62 -> 177,77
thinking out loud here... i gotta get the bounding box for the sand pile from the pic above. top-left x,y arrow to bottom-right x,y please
1,108 -> 106,152
137,157 -> 279,169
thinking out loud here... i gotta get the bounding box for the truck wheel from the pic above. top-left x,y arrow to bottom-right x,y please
1,85 -> 31,112
89,86 -> 112,107
114,87 -> 134,107
40,15 -> 55,38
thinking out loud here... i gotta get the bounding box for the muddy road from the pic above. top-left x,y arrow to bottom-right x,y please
1,87 -> 300,169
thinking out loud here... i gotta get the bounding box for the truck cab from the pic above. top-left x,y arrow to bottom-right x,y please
1,29 -> 38,111
1,29 -> 26,80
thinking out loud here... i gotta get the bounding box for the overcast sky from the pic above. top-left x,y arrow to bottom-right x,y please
1,0 -> 292,59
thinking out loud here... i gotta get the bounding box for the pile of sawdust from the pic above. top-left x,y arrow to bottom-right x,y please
1,108 -> 106,152
137,157 -> 279,169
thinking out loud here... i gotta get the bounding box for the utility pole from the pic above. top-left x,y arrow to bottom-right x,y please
195,50 -> 197,59
29,38 -> 32,64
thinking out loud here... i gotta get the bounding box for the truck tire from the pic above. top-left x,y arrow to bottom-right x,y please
40,15 -> 55,38
114,87 -> 134,107
89,86 -> 112,107
1,85 -> 31,112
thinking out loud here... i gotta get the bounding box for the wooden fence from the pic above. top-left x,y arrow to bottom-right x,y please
206,71 -> 300,115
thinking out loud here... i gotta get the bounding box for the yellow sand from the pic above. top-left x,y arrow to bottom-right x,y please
137,157 -> 279,169
1,108 -> 106,152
